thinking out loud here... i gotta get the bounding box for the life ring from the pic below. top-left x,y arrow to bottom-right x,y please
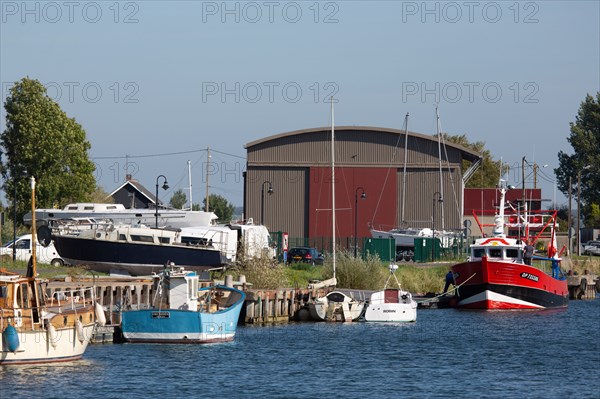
580,278 -> 587,292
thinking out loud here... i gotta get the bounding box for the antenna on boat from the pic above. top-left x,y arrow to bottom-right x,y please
435,105 -> 445,230
205,147 -> 210,212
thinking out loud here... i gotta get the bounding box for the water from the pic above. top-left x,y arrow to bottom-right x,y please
2,300 -> 599,399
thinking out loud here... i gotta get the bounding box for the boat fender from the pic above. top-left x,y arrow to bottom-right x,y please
76,320 -> 85,343
95,302 -> 107,326
3,325 -> 20,352
596,279 -> 600,293
47,323 -> 58,348
580,278 -> 587,292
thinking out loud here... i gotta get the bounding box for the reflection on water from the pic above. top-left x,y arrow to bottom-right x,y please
1,300 -> 598,398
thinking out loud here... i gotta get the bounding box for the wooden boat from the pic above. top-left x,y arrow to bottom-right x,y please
120,264 -> 245,343
1,177 -> 101,365
451,176 -> 568,310
364,264 -> 417,322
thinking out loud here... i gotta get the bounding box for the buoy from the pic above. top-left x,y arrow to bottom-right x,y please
47,324 -> 58,348
3,325 -> 20,352
95,302 -> 106,326
76,320 -> 85,343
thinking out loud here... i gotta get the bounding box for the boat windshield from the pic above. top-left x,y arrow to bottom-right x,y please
472,246 -> 522,261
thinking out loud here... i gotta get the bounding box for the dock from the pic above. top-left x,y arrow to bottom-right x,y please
567,273 -> 599,300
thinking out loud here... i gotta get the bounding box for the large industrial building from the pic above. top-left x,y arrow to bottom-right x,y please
243,126 -> 482,243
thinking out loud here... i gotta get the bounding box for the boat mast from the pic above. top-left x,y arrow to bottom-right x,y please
401,112 -> 409,225
187,160 -> 193,210
30,177 -> 37,277
435,105 -> 445,230
205,147 -> 210,212
330,97 -> 336,281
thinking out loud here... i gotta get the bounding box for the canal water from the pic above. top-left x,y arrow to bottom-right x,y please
2,299 -> 598,398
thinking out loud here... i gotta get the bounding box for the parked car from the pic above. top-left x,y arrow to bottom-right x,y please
0,234 -> 65,266
287,247 -> 324,265
583,241 -> 600,256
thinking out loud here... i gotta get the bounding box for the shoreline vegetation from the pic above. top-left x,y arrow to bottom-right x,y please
4,253 -> 599,294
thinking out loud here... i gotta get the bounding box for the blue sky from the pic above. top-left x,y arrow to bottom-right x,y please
1,0 -> 599,207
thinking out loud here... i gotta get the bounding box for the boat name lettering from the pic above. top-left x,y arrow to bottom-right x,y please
151,312 -> 170,319
383,310 -> 396,313
520,272 -> 539,282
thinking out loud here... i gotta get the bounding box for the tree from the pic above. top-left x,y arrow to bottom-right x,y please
202,194 -> 235,223
555,93 -> 600,227
169,189 -> 187,209
1,78 -> 96,224
89,185 -> 114,203
443,133 -> 505,188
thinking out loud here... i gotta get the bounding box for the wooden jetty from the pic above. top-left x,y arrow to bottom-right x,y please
566,273 -> 599,300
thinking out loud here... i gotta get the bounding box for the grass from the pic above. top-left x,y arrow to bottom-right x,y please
0,260 -> 102,279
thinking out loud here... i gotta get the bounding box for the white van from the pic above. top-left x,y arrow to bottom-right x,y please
0,234 -> 65,266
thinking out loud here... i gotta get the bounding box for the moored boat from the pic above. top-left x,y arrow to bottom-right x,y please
308,291 -> 365,322
1,177 -> 100,365
120,264 -> 245,343
364,264 -> 417,322
451,179 -> 568,310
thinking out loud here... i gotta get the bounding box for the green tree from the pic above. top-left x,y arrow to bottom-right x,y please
202,194 -> 235,223
169,189 -> 187,209
1,78 -> 96,224
443,133 -> 505,188
89,185 -> 114,203
555,93 -> 600,227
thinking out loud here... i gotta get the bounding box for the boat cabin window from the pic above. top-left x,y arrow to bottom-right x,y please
473,248 -> 485,258
119,234 -> 127,241
489,249 -> 502,258
181,237 -> 208,246
130,235 -> 154,243
506,249 -> 519,259
84,206 -> 94,210
159,237 -> 170,244
67,206 -> 78,210
107,206 -> 117,210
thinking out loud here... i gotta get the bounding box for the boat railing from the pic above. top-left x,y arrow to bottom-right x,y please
45,286 -> 97,309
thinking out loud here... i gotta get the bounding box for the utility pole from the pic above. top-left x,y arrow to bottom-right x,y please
568,176 -> 572,254
577,171 -> 581,255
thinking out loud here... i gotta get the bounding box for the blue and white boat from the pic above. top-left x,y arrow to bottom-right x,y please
120,264 -> 245,343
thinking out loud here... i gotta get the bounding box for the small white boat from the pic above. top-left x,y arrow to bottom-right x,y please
308,291 -> 365,322
364,264 -> 417,322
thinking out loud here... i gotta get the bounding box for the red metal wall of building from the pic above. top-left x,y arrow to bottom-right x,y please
464,188 -> 542,214
308,167 -> 397,239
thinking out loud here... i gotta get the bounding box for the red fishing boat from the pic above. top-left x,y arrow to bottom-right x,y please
451,180 -> 568,310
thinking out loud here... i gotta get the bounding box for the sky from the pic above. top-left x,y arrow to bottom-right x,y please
1,0 -> 599,208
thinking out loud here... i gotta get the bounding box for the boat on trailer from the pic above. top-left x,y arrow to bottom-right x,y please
451,178 -> 568,310
120,264 -> 245,343
364,264 -> 417,322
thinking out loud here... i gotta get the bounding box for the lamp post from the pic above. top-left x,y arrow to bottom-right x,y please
155,175 -> 169,228
354,187 -> 366,258
432,191 -> 443,262
261,181 -> 273,225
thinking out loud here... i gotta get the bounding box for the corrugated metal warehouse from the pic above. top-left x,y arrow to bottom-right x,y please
244,126 -> 481,243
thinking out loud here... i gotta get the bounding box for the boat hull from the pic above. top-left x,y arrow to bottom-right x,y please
52,235 -> 226,275
0,324 -> 95,365
120,287 -> 244,344
364,302 -> 417,322
451,258 -> 568,310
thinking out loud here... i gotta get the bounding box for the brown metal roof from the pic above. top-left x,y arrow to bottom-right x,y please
244,125 -> 481,162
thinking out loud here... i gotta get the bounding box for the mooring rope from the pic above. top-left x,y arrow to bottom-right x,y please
418,272 -> 477,304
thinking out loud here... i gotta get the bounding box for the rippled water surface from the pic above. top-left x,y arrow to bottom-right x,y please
2,300 -> 599,398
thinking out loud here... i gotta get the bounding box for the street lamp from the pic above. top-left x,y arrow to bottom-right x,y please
155,175 -> 169,228
432,191 -> 443,262
261,181 -> 273,225
354,187 -> 366,258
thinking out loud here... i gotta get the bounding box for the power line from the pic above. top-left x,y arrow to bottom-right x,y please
92,147 -> 246,160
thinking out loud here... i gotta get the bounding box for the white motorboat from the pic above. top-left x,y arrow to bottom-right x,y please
364,264 -> 417,322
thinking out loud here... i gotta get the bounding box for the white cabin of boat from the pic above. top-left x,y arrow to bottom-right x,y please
151,267 -> 199,311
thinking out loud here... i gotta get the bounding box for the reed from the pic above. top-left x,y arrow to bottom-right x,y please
226,256 -> 289,289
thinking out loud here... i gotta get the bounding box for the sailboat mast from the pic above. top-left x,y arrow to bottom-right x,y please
435,105 -> 445,230
187,160 -> 193,210
401,112 -> 409,224
205,147 -> 210,212
330,97 -> 336,280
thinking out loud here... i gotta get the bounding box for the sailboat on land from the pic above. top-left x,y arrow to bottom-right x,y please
308,98 -> 365,322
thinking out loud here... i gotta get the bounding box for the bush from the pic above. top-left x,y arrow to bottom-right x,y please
322,251 -> 388,290
224,256 -> 288,289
